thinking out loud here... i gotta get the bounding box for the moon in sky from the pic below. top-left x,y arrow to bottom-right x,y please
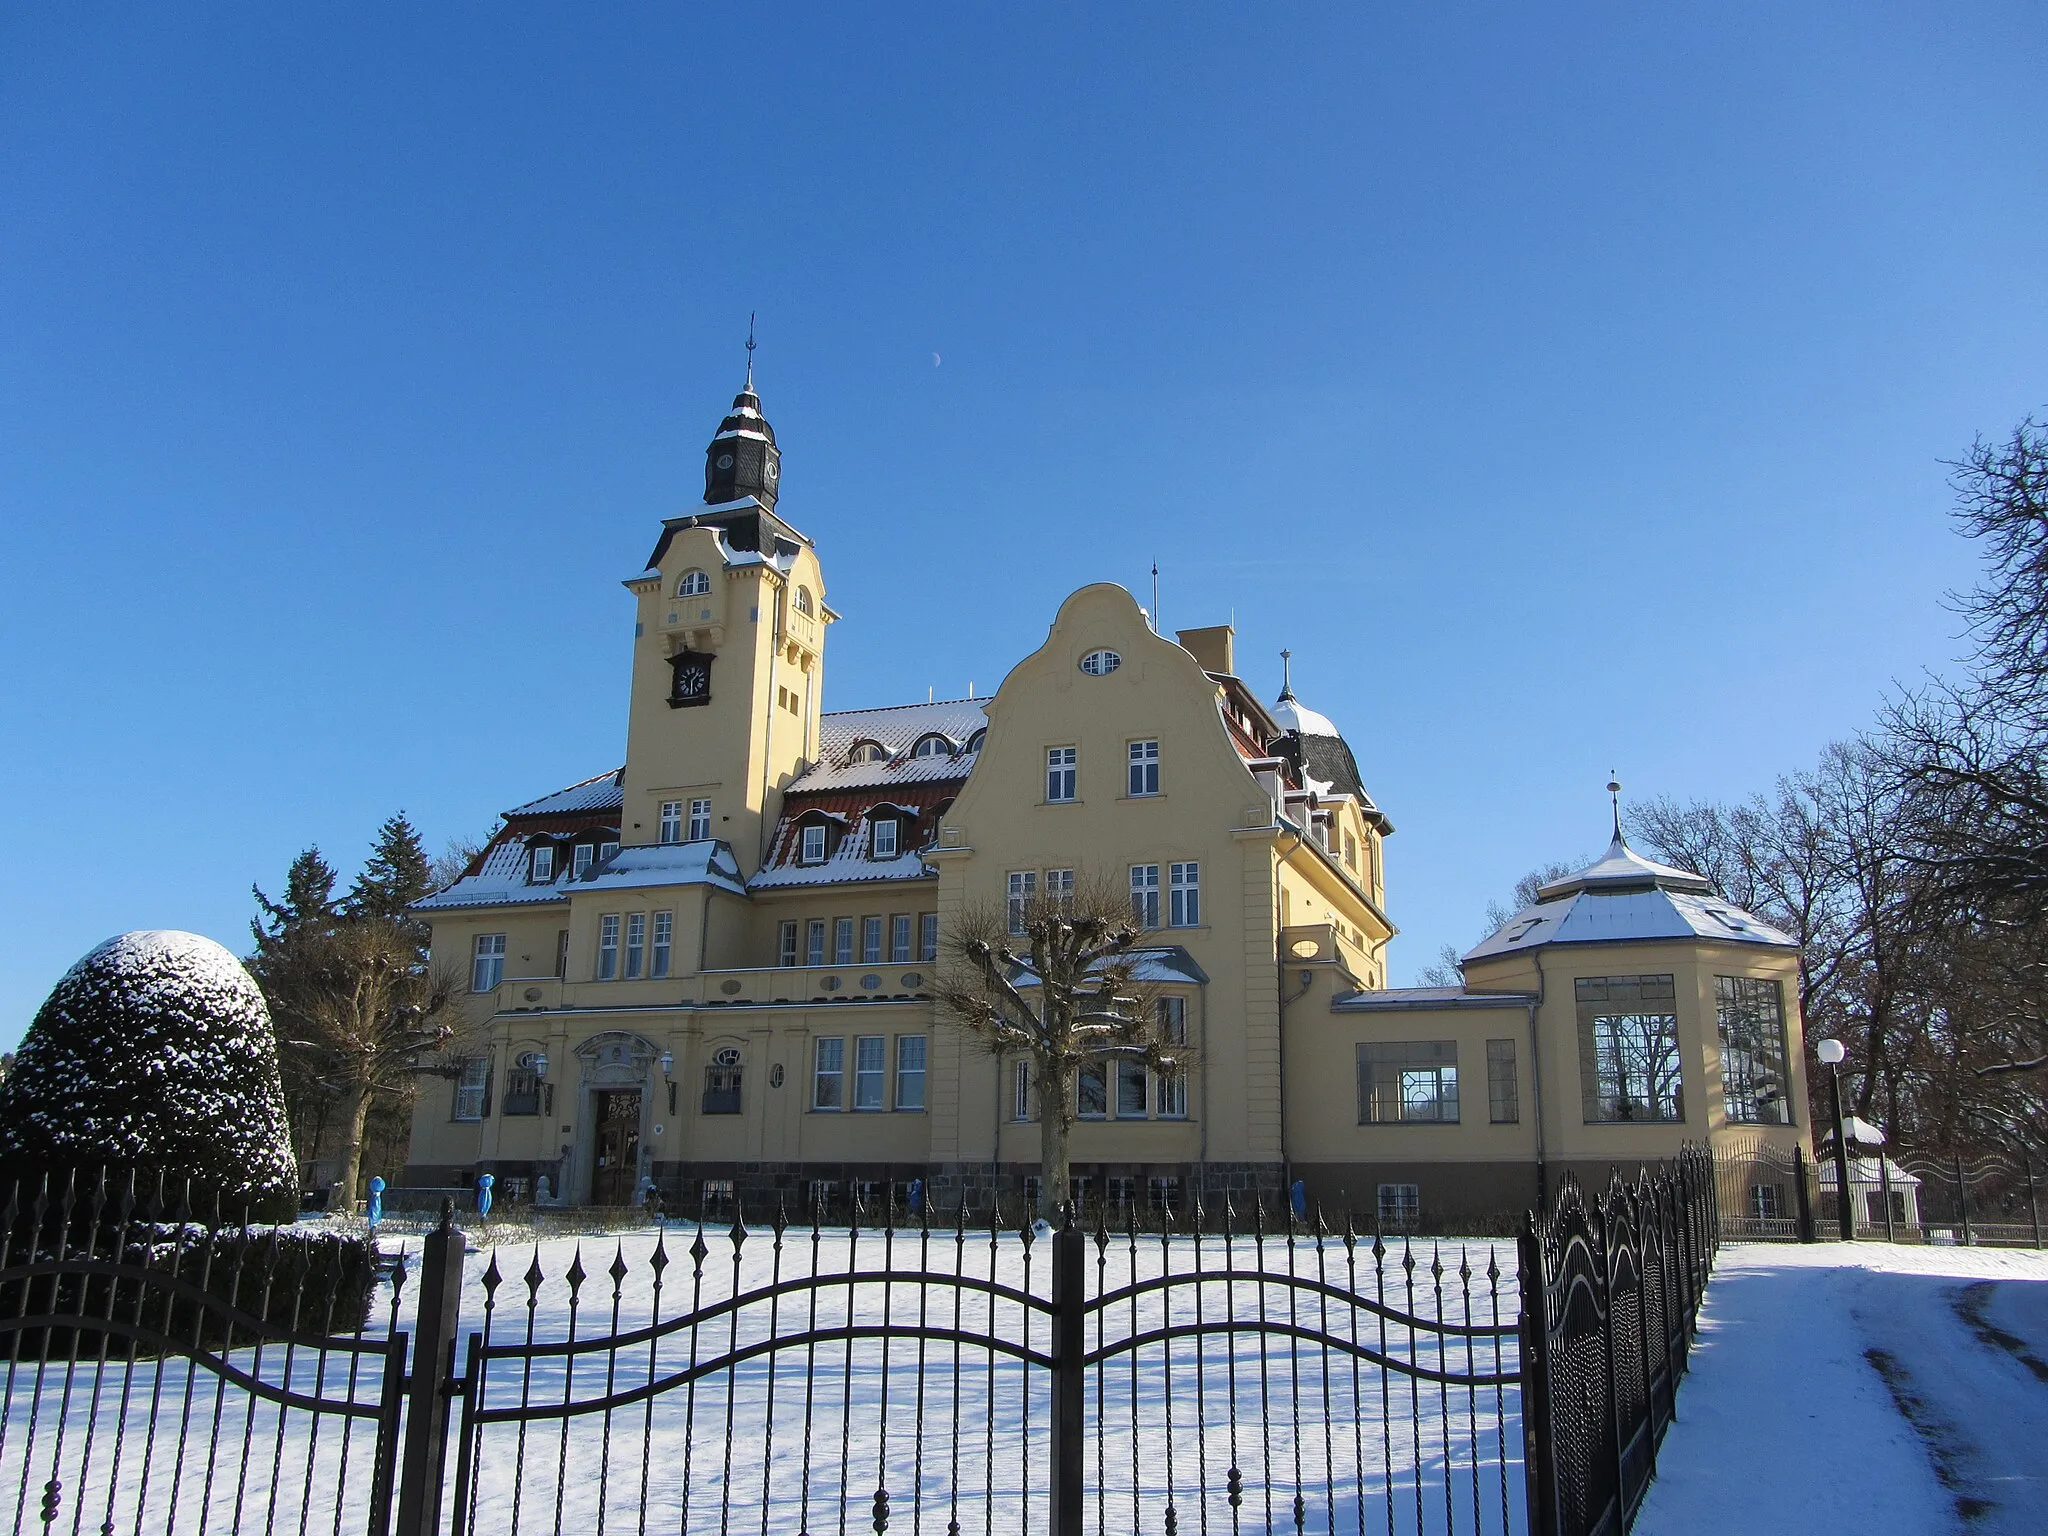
932,352 -> 942,368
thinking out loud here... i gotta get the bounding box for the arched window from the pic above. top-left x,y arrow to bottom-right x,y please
704,1047 -> 742,1115
847,740 -> 887,765
912,735 -> 952,759
794,587 -> 814,615
677,569 -> 711,597
965,728 -> 987,753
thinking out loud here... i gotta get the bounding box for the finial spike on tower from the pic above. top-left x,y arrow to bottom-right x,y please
1279,648 -> 1295,701
744,312 -> 757,391
1608,774 -> 1623,842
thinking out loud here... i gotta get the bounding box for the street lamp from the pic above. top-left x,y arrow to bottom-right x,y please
1816,1038 -> 1854,1241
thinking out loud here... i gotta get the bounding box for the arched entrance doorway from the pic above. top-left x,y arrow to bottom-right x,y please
570,1030 -> 662,1205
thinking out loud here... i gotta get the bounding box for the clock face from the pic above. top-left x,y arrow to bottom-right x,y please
716,453 -> 735,470
668,649 -> 714,708
677,666 -> 707,696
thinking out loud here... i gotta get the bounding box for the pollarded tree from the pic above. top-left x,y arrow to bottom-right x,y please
0,931 -> 298,1218
935,872 -> 1189,1218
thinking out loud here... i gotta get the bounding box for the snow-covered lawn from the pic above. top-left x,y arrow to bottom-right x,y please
1,1224 -> 1527,1536
1635,1241 -> 2048,1536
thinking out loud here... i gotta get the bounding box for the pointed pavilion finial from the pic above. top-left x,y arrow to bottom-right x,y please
744,312 -> 756,392
1278,649 -> 1295,702
1608,774 -> 1624,843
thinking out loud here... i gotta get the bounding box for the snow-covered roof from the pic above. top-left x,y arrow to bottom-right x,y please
1818,1155 -> 1920,1188
416,837 -> 745,910
1269,693 -> 1339,738
1331,986 -> 1537,1012
1008,946 -> 1212,988
1464,833 -> 1797,962
749,809 -> 940,891
789,699 -> 989,792
505,769 -> 625,819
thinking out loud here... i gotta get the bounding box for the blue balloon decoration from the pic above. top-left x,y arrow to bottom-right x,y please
367,1176 -> 385,1229
477,1172 -> 495,1217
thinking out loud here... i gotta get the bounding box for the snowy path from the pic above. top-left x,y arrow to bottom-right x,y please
1635,1242 -> 2048,1536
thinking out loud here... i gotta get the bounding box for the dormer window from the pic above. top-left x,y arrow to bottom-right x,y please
966,728 -> 986,752
873,818 -> 899,859
529,845 -> 555,883
912,735 -> 952,759
598,838 -> 619,865
800,824 -> 828,864
572,844 -> 595,880
848,740 -> 887,765
677,569 -> 711,597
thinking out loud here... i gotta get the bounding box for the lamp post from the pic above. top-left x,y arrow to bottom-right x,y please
1817,1038 -> 1854,1241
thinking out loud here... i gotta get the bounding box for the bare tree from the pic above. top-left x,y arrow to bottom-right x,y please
934,873 -> 1188,1217
1414,859 -> 1584,987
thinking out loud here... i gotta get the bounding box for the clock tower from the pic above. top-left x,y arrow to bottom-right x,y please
701,355 -> 781,510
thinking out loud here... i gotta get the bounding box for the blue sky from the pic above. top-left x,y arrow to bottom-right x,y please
2,5 -> 2044,1043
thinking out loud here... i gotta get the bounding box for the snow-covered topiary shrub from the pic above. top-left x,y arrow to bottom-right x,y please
0,931 -> 298,1221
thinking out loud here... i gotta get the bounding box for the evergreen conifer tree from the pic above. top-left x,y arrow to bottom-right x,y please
0,931 -> 298,1217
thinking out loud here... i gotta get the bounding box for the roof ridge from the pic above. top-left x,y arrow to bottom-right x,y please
821,698 -> 985,719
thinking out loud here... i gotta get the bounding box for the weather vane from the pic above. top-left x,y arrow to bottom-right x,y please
745,312 -> 757,389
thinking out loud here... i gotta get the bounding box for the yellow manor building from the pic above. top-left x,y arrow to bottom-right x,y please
404,372 -> 1811,1229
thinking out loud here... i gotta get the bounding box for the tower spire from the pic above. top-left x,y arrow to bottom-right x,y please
1608,774 -> 1624,843
1278,648 -> 1295,702
744,312 -> 756,392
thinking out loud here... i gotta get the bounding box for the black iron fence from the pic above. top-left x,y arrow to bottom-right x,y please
1,1162 -> 1723,1536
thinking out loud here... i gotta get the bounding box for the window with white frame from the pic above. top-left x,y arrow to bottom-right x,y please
529,845 -> 554,883
848,740 -> 886,765
1077,1064 -> 1107,1119
625,912 -> 646,979
861,916 -> 883,965
677,568 -> 711,597
597,915 -> 620,980
794,586 -> 814,615
452,1056 -> 489,1121
834,917 -> 855,966
1046,746 -> 1077,802
1169,862 -> 1200,926
598,838 -> 619,865
1128,739 -> 1160,796
889,914 -> 913,963
896,1035 -> 927,1110
853,1036 -> 886,1110
1377,1183 -> 1420,1233
813,1038 -> 844,1109
1013,1059 -> 1034,1121
651,911 -> 673,978
1344,830 -> 1358,870
1147,1176 -> 1182,1214
912,735 -> 950,759
1357,1041 -> 1459,1123
1157,997 -> 1188,1117
779,921 -> 800,967
806,919 -> 827,966
872,817 -> 899,859
800,824 -> 828,864
573,843 -> 596,880
1007,871 -> 1037,935
471,933 -> 506,992
1130,865 -> 1161,928
919,913 -> 939,962
688,799 -> 712,841
658,801 -> 683,843
1045,868 -> 1075,909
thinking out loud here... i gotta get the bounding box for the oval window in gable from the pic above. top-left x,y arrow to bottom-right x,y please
1080,649 -> 1121,676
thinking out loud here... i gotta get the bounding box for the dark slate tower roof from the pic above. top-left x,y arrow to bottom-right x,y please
702,353 -> 782,510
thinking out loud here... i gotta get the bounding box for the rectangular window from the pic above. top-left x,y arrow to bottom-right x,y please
873,818 -> 899,858
1576,975 -> 1684,1122
471,933 -> 506,992
1077,1064 -> 1107,1119
1357,1041 -> 1460,1123
813,1038 -> 845,1110
806,919 -> 828,967
573,843 -> 595,880
597,915 -> 620,980
834,917 -> 855,966
529,845 -> 554,883
502,1067 -> 541,1116
701,1179 -> 737,1214
651,911 -> 673,978
1169,862 -> 1200,927
807,1179 -> 840,1211
800,824 -> 827,864
1157,997 -> 1188,1118
1108,1176 -> 1137,1209
1115,1059 -> 1148,1118
854,1036 -> 886,1110
1045,868 -> 1075,910
1128,739 -> 1160,796
659,801 -> 683,843
1046,746 -> 1077,802
1377,1183 -> 1420,1233
889,914 -> 913,963
1344,830 -> 1358,871
453,1056 -> 489,1122
862,916 -> 884,965
896,1035 -> 927,1110
1013,1059 -> 1034,1121
919,913 -> 939,962
625,912 -> 646,979
1148,1176 -> 1182,1214
555,929 -> 569,979
688,798 -> 712,841
1007,871 -> 1037,935
780,920 -> 800,967
1130,864 -> 1161,928
1716,976 -> 1790,1125
1486,1039 -> 1520,1123
599,838 -> 619,865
